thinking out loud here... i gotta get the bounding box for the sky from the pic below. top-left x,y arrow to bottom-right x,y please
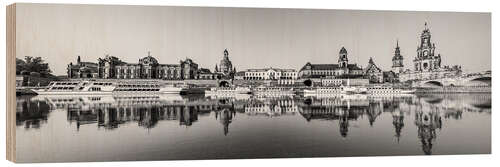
16,3 -> 491,75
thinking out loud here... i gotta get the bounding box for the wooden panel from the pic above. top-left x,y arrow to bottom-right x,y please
6,3 -> 17,162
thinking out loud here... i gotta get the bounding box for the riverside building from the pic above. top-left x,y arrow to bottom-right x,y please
399,23 -> 462,82
298,47 -> 364,79
67,52 -> 199,80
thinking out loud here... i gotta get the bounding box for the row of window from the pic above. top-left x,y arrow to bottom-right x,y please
367,87 -> 394,90
114,89 -> 161,91
243,77 -> 297,80
93,82 -> 113,86
53,82 -> 79,85
245,73 -> 297,77
117,84 -> 160,88
89,87 -> 101,91
51,87 -> 75,90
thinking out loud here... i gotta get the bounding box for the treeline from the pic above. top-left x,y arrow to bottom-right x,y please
16,56 -> 54,78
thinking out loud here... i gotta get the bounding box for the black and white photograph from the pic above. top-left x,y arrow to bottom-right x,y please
7,2 -> 491,163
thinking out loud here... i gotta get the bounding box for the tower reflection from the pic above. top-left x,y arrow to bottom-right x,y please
16,93 -> 490,155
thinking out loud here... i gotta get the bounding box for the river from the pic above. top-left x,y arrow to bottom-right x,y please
15,93 -> 491,162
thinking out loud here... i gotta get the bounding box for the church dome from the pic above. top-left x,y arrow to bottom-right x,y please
220,58 -> 232,68
218,49 -> 233,74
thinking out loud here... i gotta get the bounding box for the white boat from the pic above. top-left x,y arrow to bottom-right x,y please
342,86 -> 368,94
303,86 -> 368,95
31,80 -> 183,95
31,94 -> 185,109
303,87 -> 343,95
367,86 -> 416,94
204,87 -> 251,95
252,86 -> 295,96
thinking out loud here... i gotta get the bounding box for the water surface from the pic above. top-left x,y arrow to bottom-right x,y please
15,93 -> 491,162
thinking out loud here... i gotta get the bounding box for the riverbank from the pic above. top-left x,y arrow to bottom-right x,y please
416,86 -> 491,93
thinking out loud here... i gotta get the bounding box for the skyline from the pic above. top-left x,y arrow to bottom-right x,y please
16,4 -> 491,75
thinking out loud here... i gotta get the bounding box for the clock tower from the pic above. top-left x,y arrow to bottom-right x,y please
414,22 -> 441,72
392,40 -> 404,74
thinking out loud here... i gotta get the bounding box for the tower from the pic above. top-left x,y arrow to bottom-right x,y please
338,47 -> 349,68
392,40 -> 404,74
414,22 -> 441,72
218,48 -> 234,76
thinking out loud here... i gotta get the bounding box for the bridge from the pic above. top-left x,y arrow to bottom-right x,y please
414,72 -> 491,87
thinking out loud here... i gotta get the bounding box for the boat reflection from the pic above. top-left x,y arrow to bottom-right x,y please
16,93 -> 490,155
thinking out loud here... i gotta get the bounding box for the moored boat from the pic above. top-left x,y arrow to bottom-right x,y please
367,85 -> 416,94
204,86 -> 251,95
342,86 -> 368,94
31,80 -> 183,95
252,86 -> 295,96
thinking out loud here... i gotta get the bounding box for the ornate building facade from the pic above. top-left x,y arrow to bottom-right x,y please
399,23 -> 462,82
364,57 -> 383,83
215,49 -> 236,79
68,52 -> 199,80
242,68 -> 297,80
298,47 -> 364,79
414,23 -> 440,72
67,56 -> 99,78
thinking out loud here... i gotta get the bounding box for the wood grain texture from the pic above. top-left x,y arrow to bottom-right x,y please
6,3 -> 16,162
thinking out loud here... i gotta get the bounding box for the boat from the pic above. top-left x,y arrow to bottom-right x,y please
204,86 -> 252,95
303,86 -> 368,95
252,86 -> 295,96
367,85 -> 416,94
30,94 -> 186,109
303,87 -> 343,95
342,86 -> 368,94
31,80 -> 183,95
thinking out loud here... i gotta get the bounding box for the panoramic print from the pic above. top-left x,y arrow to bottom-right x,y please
13,4 -> 490,162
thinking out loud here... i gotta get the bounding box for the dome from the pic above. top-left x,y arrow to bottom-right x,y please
139,55 -> 158,65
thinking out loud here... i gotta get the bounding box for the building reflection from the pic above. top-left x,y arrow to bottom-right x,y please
16,93 -> 490,155
65,97 -> 213,130
244,97 -> 298,117
392,110 -> 405,142
16,96 -> 51,129
297,94 -> 490,154
414,109 -> 441,155
215,108 -> 235,136
297,96 -> 368,138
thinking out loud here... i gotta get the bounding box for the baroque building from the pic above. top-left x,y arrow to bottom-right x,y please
67,56 -> 99,78
298,47 -> 364,79
215,49 -> 236,79
364,57 -> 383,83
399,23 -> 462,82
68,52 -> 199,80
242,67 -> 297,80
414,23 -> 440,72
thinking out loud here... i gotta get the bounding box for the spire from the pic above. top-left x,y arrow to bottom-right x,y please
339,47 -> 347,54
223,48 -> 229,58
424,22 -> 428,30
148,51 -> 151,57
369,57 -> 374,64
394,39 -> 401,55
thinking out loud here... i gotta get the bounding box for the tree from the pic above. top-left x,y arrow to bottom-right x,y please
16,58 -> 25,74
17,56 -> 52,77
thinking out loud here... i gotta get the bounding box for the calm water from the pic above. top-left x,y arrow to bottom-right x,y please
15,93 -> 491,162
